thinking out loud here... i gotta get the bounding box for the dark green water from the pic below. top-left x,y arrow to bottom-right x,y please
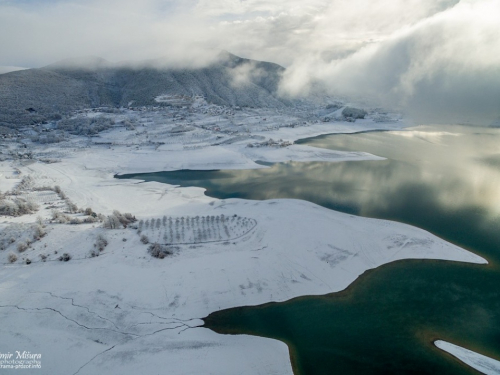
118,125 -> 500,374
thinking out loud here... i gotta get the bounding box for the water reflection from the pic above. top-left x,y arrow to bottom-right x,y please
118,125 -> 500,374
206,127 -> 500,375
120,125 -> 500,263
297,125 -> 500,219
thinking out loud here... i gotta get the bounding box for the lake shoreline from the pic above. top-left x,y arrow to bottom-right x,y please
1,123 -> 495,375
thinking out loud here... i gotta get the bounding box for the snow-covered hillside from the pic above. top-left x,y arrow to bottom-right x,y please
0,66 -> 27,75
0,52 -> 287,131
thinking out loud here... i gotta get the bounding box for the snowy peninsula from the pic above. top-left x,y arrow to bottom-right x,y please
0,95 -> 490,374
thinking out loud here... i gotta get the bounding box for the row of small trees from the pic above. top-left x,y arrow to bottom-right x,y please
0,197 -> 38,217
0,221 -> 47,264
0,176 -> 38,217
0,178 -> 78,218
102,210 -> 137,229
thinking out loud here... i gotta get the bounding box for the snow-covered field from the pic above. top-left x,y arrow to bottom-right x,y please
0,103 -> 493,374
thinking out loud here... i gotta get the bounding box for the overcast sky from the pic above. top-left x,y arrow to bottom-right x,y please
1,0 -> 499,123
0,0 -> 463,68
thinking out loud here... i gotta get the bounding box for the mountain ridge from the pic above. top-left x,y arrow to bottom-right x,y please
0,52 -> 289,129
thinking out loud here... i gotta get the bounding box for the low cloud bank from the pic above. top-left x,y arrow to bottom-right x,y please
1,0 -> 498,124
281,0 -> 500,125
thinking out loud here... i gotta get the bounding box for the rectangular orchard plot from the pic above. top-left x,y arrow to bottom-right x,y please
137,214 -> 257,245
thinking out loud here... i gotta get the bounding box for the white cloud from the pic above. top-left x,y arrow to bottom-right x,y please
0,0 -> 216,68
0,0 -> 498,123
280,0 -> 500,124
0,0 -> 457,68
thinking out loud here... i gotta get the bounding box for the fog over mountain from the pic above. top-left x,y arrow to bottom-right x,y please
0,52 -> 287,129
0,66 -> 27,75
281,0 -> 500,125
1,0 -> 499,124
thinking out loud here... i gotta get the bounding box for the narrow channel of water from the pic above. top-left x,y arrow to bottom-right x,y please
118,125 -> 500,374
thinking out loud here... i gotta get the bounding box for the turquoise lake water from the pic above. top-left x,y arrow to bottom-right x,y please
118,125 -> 500,374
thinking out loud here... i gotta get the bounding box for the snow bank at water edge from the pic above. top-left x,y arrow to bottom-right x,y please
435,340 -> 500,375
0,156 -> 487,375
